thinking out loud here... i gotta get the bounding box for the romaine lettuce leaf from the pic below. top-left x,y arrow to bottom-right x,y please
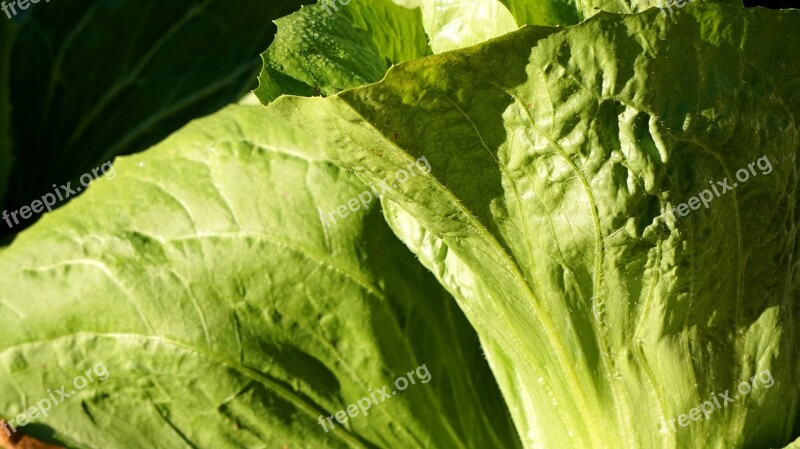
0,104 -> 517,449
255,0 -> 431,105
275,3 -> 800,447
417,0 -> 518,53
254,0 -> 747,104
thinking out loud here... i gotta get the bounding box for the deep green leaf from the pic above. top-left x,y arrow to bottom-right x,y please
255,0 -> 430,105
4,0 -> 304,234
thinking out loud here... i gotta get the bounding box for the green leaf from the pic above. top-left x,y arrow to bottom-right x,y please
275,3 -> 800,448
0,104 -> 518,449
417,0 -> 517,53
498,0 -> 743,26
5,0 -> 303,232
417,0 -> 749,48
253,0 -> 747,107
417,0 -> 747,49
255,0 -> 430,105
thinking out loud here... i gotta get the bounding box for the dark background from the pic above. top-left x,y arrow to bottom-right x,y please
744,0 -> 797,7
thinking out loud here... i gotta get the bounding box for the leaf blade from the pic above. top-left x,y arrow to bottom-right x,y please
0,104 -> 518,449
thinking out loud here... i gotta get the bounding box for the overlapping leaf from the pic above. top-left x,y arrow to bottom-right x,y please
255,0 -> 430,105
417,0 -> 517,53
254,0 -> 747,105
0,105 -> 518,449
275,3 -> 800,448
498,0 -> 743,26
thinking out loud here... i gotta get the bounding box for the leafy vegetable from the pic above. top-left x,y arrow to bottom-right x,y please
255,0 -> 430,104
254,0 -> 749,102
2,0 -> 799,447
273,3 -> 800,448
0,104 -> 516,449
